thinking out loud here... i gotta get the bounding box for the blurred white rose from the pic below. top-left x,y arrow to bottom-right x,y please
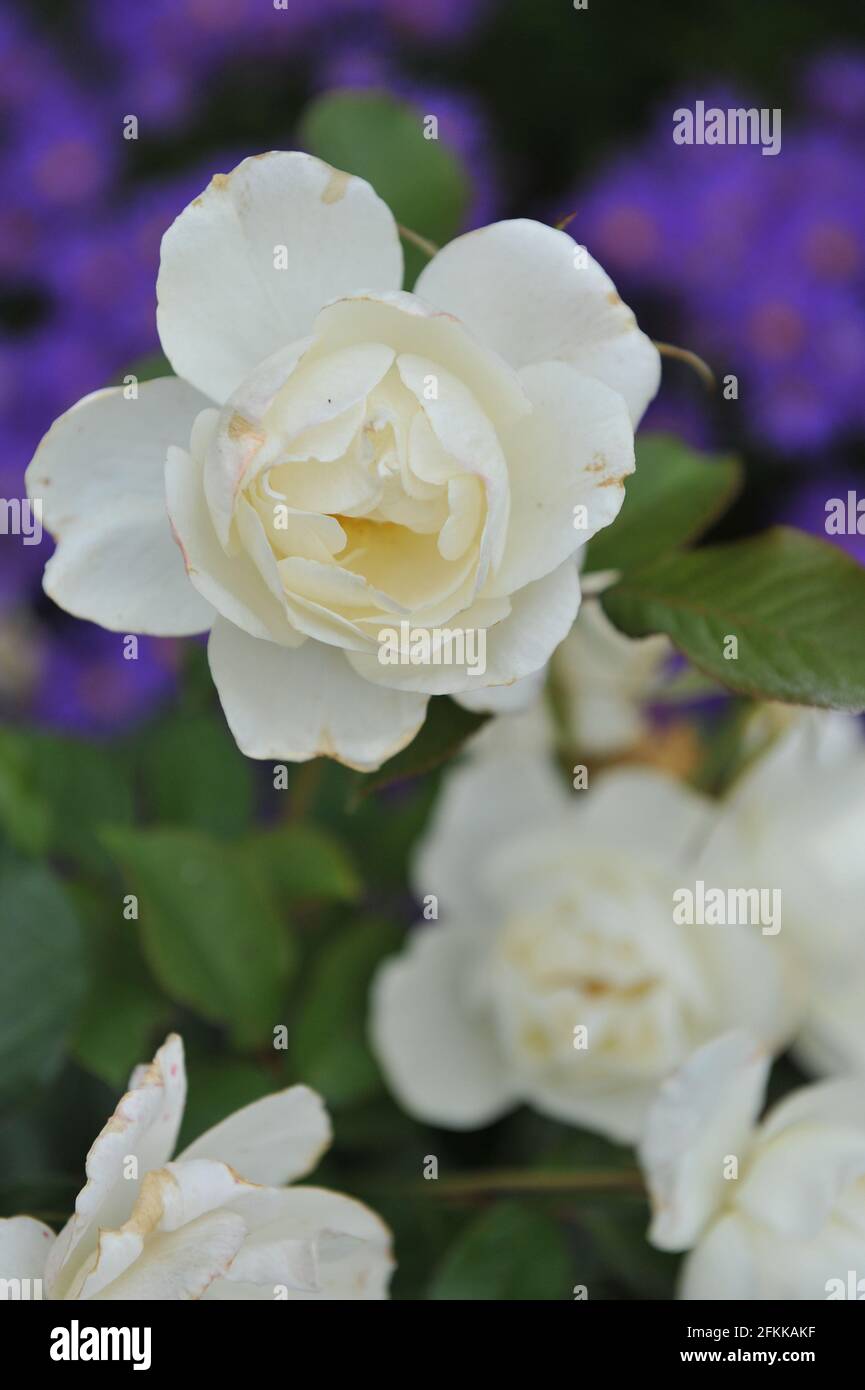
370,753 -> 797,1143
0,1035 -> 392,1300
26,151 -> 660,771
704,708 -> 865,1076
641,1032 -> 865,1300
458,597 -> 672,759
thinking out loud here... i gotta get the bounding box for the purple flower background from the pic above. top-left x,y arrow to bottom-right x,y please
1,0 -> 863,734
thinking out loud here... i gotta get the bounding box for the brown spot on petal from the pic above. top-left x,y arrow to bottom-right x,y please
322,167 -> 350,204
606,290 -> 621,305
227,412 -> 259,441
598,475 -> 626,488
586,453 -> 607,472
211,173 -> 231,192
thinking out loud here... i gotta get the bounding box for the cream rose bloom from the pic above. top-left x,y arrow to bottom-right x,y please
0,1035 -> 392,1300
641,1032 -> 865,1300
25,151 -> 660,770
703,708 -> 865,1077
370,752 -> 796,1143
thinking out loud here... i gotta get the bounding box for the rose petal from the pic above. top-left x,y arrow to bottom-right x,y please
156,152 -> 403,403
27,380 -> 215,636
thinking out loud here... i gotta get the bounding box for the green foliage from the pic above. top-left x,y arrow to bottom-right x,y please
141,711 -> 254,837
603,527 -> 865,710
292,918 -> 398,1107
242,823 -> 362,903
102,826 -> 295,1049
585,433 -> 743,573
0,863 -> 86,1106
0,728 -> 133,870
429,1202 -> 572,1300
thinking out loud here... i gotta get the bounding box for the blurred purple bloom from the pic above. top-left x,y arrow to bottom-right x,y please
803,48 -> 865,127
780,473 -> 865,569
31,622 -> 179,736
567,68 -> 865,459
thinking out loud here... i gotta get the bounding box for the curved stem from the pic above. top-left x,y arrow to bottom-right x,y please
654,340 -> 716,392
398,224 -> 440,259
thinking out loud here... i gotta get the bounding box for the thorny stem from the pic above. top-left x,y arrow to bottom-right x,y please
654,341 -> 717,392
398,223 -> 440,259
418,1168 -> 646,1200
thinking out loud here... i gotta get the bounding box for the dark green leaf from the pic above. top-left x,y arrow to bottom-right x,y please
603,527 -> 865,710
0,730 -> 133,871
292,919 -> 398,1107
141,711 -> 254,837
102,827 -> 294,1049
0,864 -> 86,1105
585,433 -> 742,573
178,1057 -> 275,1150
72,886 -> 169,1090
429,1202 -> 572,1301
242,824 -> 361,903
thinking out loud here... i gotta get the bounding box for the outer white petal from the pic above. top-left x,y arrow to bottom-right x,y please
735,1079 -> 865,1239
26,380 -> 215,636
0,1216 -> 55,1281
178,1086 -> 332,1186
570,766 -> 713,862
156,152 -> 403,402
490,362 -> 634,595
639,1033 -> 770,1252
415,219 -> 661,425
205,1187 -> 394,1300
679,1214 -> 759,1300
208,617 -> 427,771
93,1211 -> 247,1301
413,749 -> 569,920
370,923 -> 516,1128
46,1035 -> 187,1298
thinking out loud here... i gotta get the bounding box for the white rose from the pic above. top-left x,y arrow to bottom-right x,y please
370,753 -> 796,1143
704,708 -> 865,1076
641,1032 -> 865,1300
0,1035 -> 392,1300
25,151 -> 660,770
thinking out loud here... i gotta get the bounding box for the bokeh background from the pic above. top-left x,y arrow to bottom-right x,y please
2,0 -> 865,1299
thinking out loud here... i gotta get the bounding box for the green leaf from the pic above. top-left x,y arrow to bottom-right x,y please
115,351 -> 173,384
0,864 -> 86,1105
71,886 -> 170,1090
102,827 -> 294,1049
0,730 -> 133,871
292,919 -> 398,1107
178,1057 -> 275,1151
299,90 -> 470,286
429,1202 -> 572,1301
242,824 -> 361,903
585,434 -> 742,574
141,711 -> 254,837
352,696 -> 487,803
602,526 -> 865,710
